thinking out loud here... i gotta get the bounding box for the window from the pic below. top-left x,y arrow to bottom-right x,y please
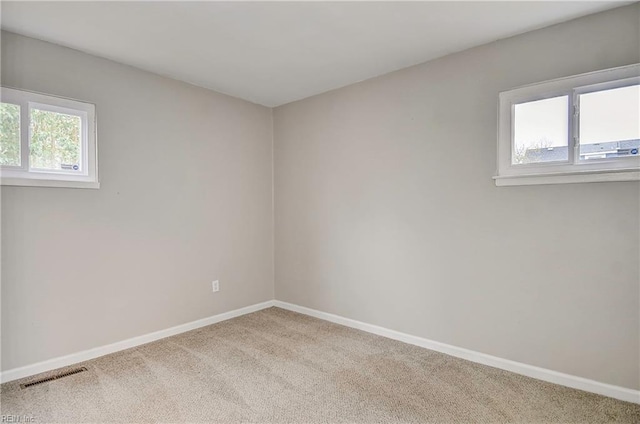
496,64 -> 639,186
0,87 -> 98,188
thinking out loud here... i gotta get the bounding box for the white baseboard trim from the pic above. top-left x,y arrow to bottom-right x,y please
0,300 -> 275,384
274,300 -> 640,404
3,299 -> 637,404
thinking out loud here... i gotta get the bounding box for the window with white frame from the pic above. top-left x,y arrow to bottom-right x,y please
0,87 -> 98,188
495,64 -> 639,186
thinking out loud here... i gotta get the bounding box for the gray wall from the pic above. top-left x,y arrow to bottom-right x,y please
2,4 -> 639,392
1,32 -> 274,371
274,4 -> 640,390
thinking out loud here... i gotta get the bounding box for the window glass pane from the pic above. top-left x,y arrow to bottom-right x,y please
0,103 -> 21,166
30,107 -> 82,172
578,84 -> 640,161
513,96 -> 569,165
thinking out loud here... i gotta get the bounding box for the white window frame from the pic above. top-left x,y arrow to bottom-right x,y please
495,64 -> 640,186
0,87 -> 98,189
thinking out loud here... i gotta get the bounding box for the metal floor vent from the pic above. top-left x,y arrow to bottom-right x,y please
20,367 -> 88,389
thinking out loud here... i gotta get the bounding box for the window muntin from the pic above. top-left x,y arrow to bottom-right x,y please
0,87 -> 97,188
496,64 -> 640,185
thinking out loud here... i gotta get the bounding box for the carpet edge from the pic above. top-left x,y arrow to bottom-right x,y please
0,300 -> 276,384
273,300 -> 640,405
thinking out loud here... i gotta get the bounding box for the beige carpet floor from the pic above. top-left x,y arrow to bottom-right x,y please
1,307 -> 639,423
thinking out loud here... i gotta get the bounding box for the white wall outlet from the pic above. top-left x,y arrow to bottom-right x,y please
212,280 -> 219,292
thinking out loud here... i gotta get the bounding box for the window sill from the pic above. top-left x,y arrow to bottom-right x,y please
494,170 -> 640,186
1,177 -> 100,189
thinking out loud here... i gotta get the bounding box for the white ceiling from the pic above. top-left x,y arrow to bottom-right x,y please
0,1 -> 630,107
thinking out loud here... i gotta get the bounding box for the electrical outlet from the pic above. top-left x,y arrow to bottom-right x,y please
212,280 -> 219,293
